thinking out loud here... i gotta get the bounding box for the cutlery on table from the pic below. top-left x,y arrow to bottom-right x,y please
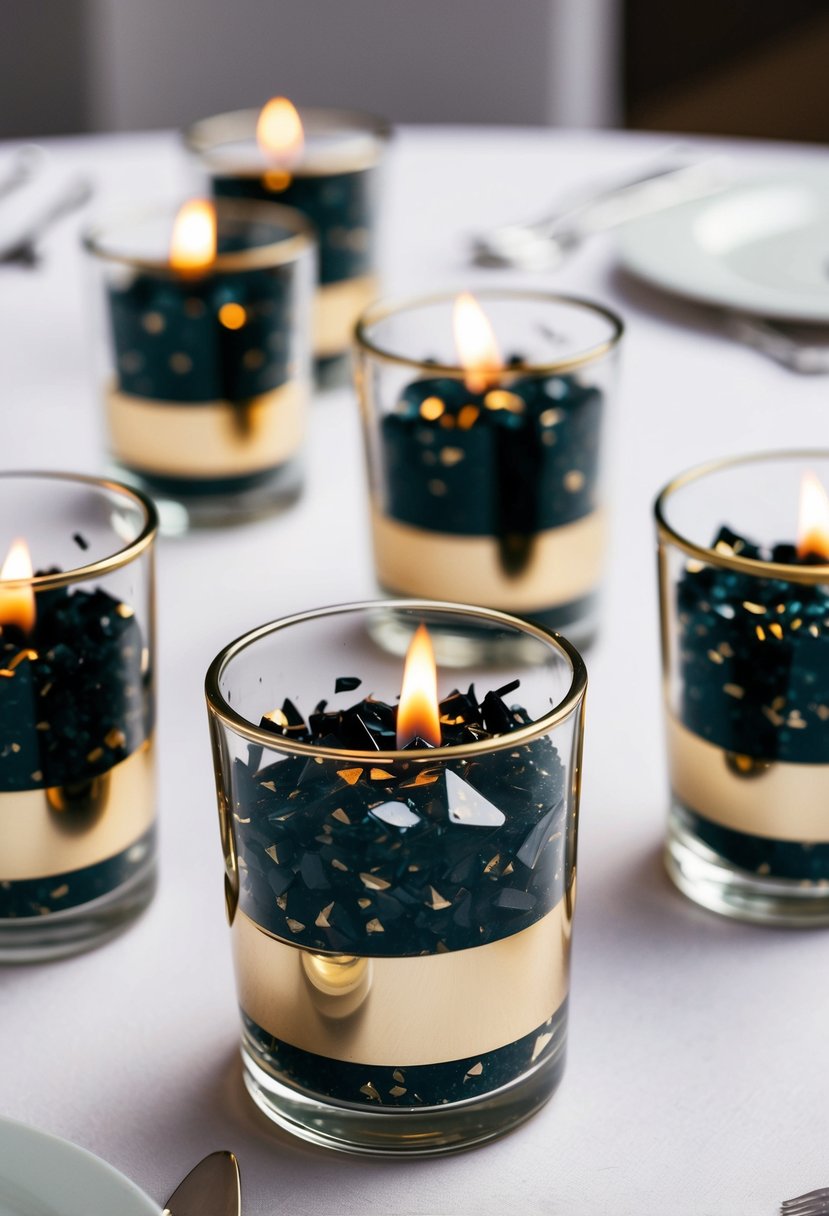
163,1150 -> 240,1216
0,145 -> 43,203
782,1186 -> 829,1215
470,153 -> 728,270
0,175 -> 93,267
727,314 -> 829,374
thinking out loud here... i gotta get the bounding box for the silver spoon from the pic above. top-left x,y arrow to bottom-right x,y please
471,154 -> 729,271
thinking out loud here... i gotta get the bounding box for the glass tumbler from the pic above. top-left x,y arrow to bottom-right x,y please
205,600 -> 586,1155
84,198 -> 315,532
656,451 -> 829,924
354,289 -> 623,650
0,472 -> 158,960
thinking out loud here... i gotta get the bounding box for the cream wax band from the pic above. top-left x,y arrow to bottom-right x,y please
107,381 -> 306,478
314,274 -> 378,357
668,714 -> 829,842
0,738 -> 155,881
371,507 -> 605,610
233,898 -> 571,1067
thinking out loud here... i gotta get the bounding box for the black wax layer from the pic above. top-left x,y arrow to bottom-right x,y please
381,374 -> 602,551
229,683 -> 570,956
213,169 -> 377,285
243,1000 -> 566,1108
122,465 -> 294,500
675,801 -> 829,883
109,259 -> 294,402
0,581 -> 150,791
0,824 -> 156,918
678,527 -> 829,764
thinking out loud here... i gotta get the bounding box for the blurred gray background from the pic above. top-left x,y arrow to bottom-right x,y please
2,0 -> 828,141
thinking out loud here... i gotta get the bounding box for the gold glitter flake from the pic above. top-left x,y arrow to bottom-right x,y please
264,707 -> 289,728
264,844 -> 280,863
762,707 -> 783,727
286,918 -> 306,933
484,390 -> 524,413
331,808 -> 351,824
393,1069 -> 406,1083
457,405 -> 479,429
707,650 -> 724,664
483,854 -> 500,874
563,470 -> 585,493
360,872 -> 391,891
428,886 -> 452,910
724,684 -> 745,699
531,1032 -> 554,1062
465,1062 -> 483,1079
360,1082 -> 382,1101
315,902 -> 334,928
115,603 -> 135,619
141,311 -> 165,334
276,894 -> 288,910
218,302 -> 247,330
365,918 -> 385,933
540,408 -> 563,427
331,859 -> 349,871
742,601 -> 766,615
389,1085 -> 407,1097
370,768 -> 393,780
755,625 -> 766,641
8,649 -> 37,670
169,352 -> 193,375
86,746 -> 103,763
419,396 -> 445,421
104,728 -> 126,749
337,767 -> 363,785
50,884 -> 69,899
769,622 -> 784,640
439,447 -> 465,467
358,898 -> 371,909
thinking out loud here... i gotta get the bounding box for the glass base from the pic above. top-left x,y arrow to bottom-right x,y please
240,1031 -> 566,1157
112,461 -> 302,534
368,595 -> 597,666
0,856 -> 157,963
665,801 -> 829,926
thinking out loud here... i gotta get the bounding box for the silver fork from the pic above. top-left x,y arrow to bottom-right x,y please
781,1186 -> 829,1214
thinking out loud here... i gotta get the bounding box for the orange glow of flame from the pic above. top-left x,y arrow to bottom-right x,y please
396,624 -> 442,749
453,292 -> 502,394
797,471 -> 829,560
0,538 -> 35,634
256,96 -> 305,167
169,199 -> 217,272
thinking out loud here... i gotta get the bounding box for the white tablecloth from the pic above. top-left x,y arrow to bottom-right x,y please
1,126 -> 828,1216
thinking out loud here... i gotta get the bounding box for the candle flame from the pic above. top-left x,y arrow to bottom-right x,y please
396,624 -> 441,749
0,538 -> 35,634
453,292 -> 502,394
169,199 -> 217,271
797,471 -> 829,560
256,96 -> 305,167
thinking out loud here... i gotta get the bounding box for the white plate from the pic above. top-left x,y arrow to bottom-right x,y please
618,167 -> 829,322
0,1117 -> 158,1216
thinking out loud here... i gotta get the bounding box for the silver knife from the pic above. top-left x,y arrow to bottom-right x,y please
163,1151 -> 241,1216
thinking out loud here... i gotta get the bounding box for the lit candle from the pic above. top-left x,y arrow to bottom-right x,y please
368,291 -> 609,638
395,623 -> 441,748
667,466 -> 829,890
0,538 -> 35,636
168,198 -> 217,272
186,99 -> 389,383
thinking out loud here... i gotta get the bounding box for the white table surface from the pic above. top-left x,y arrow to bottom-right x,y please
1,125 -> 829,1216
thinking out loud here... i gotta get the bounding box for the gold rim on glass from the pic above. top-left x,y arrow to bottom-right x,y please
184,106 -> 391,176
354,288 -> 624,378
204,598 -> 588,762
655,449 -> 829,585
0,470 -> 158,590
83,198 -> 315,275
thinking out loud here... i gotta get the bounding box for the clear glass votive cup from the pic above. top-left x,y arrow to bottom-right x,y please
205,600 -> 587,1156
656,451 -> 829,925
354,290 -> 623,651
84,198 -> 315,533
185,105 -> 390,388
0,471 -> 158,961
